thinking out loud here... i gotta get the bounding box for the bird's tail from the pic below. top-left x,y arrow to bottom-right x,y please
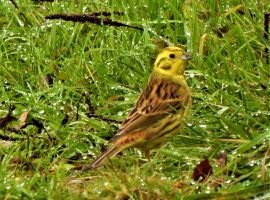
82,145 -> 121,171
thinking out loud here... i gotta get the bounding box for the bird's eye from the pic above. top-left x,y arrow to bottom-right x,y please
169,54 -> 175,58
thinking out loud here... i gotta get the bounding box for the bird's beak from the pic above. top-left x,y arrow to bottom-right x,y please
180,53 -> 192,61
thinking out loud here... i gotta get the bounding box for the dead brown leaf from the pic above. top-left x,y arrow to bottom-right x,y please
192,158 -> 213,183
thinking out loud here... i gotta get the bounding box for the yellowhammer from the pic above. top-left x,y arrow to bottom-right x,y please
83,46 -> 192,170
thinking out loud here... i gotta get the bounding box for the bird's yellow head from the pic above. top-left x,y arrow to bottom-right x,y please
153,46 -> 191,77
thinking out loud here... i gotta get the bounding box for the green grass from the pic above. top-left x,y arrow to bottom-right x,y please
0,0 -> 270,199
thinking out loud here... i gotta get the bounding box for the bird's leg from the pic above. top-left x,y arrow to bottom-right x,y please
144,150 -> 151,162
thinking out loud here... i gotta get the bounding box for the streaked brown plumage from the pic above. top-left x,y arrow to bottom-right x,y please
83,46 -> 192,170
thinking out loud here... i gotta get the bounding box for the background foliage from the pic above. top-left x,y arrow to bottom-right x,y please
0,0 -> 269,199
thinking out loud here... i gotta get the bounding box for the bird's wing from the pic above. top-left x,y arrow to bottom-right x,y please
111,77 -> 189,141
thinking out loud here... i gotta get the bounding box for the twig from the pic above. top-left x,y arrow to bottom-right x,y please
87,113 -> 120,124
9,0 -> 18,8
9,0 -> 31,25
45,13 -> 143,31
264,13 -> 270,64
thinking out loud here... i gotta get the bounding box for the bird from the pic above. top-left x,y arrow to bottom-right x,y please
83,46 -> 192,170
